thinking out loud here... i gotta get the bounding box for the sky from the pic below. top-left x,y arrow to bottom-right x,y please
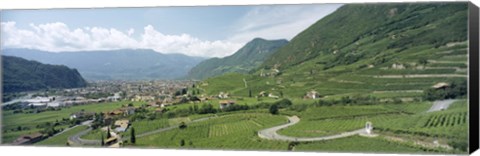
1,4 -> 342,58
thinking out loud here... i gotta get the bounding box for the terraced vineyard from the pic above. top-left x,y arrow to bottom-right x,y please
135,113 -> 290,150
375,100 -> 468,139
294,135 -> 439,153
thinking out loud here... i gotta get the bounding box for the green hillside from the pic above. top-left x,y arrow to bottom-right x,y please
262,3 -> 467,70
201,3 -> 468,99
2,55 -> 88,93
188,38 -> 288,80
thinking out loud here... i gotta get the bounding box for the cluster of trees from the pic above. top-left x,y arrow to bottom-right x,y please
268,99 -> 293,115
423,79 -> 467,101
313,95 -> 380,107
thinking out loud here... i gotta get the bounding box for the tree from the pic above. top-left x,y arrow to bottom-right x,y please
107,127 -> 111,138
179,122 -> 187,129
130,127 -> 136,144
101,134 -> 105,146
180,139 -> 185,146
269,104 -> 279,115
418,58 -> 428,66
249,89 -> 252,98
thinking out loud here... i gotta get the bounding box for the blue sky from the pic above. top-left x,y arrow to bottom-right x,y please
1,4 -> 342,57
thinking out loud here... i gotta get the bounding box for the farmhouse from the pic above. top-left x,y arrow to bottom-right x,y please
432,82 -> 449,90
304,90 -> 320,99
268,93 -> 279,99
12,133 -> 44,145
114,119 -> 130,132
105,137 -> 118,146
219,100 -> 236,110
218,92 -> 229,99
120,107 -> 136,116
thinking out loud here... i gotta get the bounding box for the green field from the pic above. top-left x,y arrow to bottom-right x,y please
134,113 -> 290,150
36,125 -> 88,146
294,135 -> 434,153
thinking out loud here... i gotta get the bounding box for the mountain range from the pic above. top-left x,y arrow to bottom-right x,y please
2,49 -> 206,80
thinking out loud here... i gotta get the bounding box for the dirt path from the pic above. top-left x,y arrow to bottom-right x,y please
258,116 -> 366,142
427,99 -> 457,112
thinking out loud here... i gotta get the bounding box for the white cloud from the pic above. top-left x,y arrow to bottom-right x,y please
1,21 -> 242,57
0,5 -> 341,58
228,4 -> 342,43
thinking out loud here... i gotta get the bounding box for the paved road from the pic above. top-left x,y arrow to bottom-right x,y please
427,99 -> 457,112
68,127 -> 101,146
258,116 -> 366,142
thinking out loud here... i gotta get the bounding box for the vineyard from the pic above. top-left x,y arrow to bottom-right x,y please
294,135 -> 438,153
135,113 -> 290,150
375,100 -> 468,139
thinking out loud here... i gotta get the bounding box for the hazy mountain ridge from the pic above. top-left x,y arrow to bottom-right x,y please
2,49 -> 206,80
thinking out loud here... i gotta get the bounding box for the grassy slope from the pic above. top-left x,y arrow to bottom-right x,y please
201,3 -> 468,100
36,125 -> 88,146
295,135 -> 431,154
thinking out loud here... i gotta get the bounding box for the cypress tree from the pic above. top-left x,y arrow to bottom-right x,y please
130,127 -> 136,144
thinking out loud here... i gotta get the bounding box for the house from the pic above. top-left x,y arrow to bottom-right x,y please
268,93 -> 279,99
12,133 -> 44,145
219,100 -> 236,110
304,90 -> 320,99
105,137 -> 118,146
120,107 -> 136,116
258,91 -> 268,97
114,119 -> 130,132
218,92 -> 229,99
432,82 -> 449,90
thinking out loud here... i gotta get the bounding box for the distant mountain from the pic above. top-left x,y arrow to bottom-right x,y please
2,55 -> 87,93
188,38 -> 288,80
2,49 -> 206,80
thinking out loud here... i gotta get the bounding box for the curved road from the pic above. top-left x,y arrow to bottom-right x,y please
258,116 -> 366,142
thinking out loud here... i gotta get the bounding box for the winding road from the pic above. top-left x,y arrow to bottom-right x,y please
258,116 -> 367,142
